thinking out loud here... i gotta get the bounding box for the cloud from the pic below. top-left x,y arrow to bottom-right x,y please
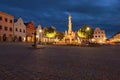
0,0 -> 120,37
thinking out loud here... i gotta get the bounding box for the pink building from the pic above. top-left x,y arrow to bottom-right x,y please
0,11 -> 14,42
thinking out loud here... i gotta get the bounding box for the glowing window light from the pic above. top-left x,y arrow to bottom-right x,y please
39,29 -> 42,33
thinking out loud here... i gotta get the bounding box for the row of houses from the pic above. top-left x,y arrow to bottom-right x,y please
0,11 -> 57,43
0,11 -> 38,42
0,11 -> 120,44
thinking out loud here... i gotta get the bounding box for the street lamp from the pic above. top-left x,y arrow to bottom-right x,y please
86,27 -> 90,31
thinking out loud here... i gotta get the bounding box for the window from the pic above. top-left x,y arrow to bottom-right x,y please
4,27 -> 8,31
23,30 -> 25,33
20,29 -> 21,32
16,28 -> 18,31
10,20 -> 12,23
0,16 -> 2,20
0,25 -> 2,30
5,18 -> 8,22
9,34 -> 12,37
9,27 -> 12,31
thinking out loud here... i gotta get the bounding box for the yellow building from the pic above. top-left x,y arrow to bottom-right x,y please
110,32 -> 120,42
0,11 -> 14,42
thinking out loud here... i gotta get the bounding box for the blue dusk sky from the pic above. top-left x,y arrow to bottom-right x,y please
0,0 -> 120,38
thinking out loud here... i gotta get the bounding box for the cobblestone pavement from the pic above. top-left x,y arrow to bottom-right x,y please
0,42 -> 120,80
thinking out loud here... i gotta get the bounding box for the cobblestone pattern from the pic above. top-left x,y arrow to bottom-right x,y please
0,43 -> 120,80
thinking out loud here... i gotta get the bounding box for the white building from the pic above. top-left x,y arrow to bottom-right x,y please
92,27 -> 106,43
14,17 -> 26,42
36,24 -> 43,43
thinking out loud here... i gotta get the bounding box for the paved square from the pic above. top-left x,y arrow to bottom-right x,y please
0,43 -> 120,80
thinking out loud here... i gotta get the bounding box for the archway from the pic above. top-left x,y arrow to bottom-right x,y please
19,36 -> 22,42
14,36 -> 17,42
3,34 -> 7,41
0,36 -> 1,41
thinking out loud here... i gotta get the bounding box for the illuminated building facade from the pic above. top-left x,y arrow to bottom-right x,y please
42,26 -> 57,43
0,11 -> 14,42
25,21 -> 35,42
93,27 -> 106,43
110,32 -> 120,42
36,24 -> 43,43
14,17 -> 26,42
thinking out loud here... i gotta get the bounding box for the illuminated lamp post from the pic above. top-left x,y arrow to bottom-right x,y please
86,27 -> 90,31
39,29 -> 42,44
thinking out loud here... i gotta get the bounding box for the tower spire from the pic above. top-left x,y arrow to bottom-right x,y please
68,15 -> 72,33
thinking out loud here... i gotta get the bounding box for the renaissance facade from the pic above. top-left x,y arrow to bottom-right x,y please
92,27 -> 106,43
14,17 -> 26,42
0,11 -> 14,42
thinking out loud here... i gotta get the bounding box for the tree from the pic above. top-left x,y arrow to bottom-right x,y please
77,26 -> 94,45
44,27 -> 56,38
77,26 -> 94,39
56,32 -> 65,40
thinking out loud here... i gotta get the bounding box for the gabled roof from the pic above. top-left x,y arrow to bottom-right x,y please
14,17 -> 23,23
0,11 -> 14,18
111,32 -> 120,38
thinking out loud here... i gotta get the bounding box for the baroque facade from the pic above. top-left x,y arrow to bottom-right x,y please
25,21 -> 35,42
93,27 -> 106,43
14,17 -> 26,42
0,11 -> 14,42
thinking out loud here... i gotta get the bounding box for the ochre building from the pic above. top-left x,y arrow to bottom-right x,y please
0,11 -> 14,42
